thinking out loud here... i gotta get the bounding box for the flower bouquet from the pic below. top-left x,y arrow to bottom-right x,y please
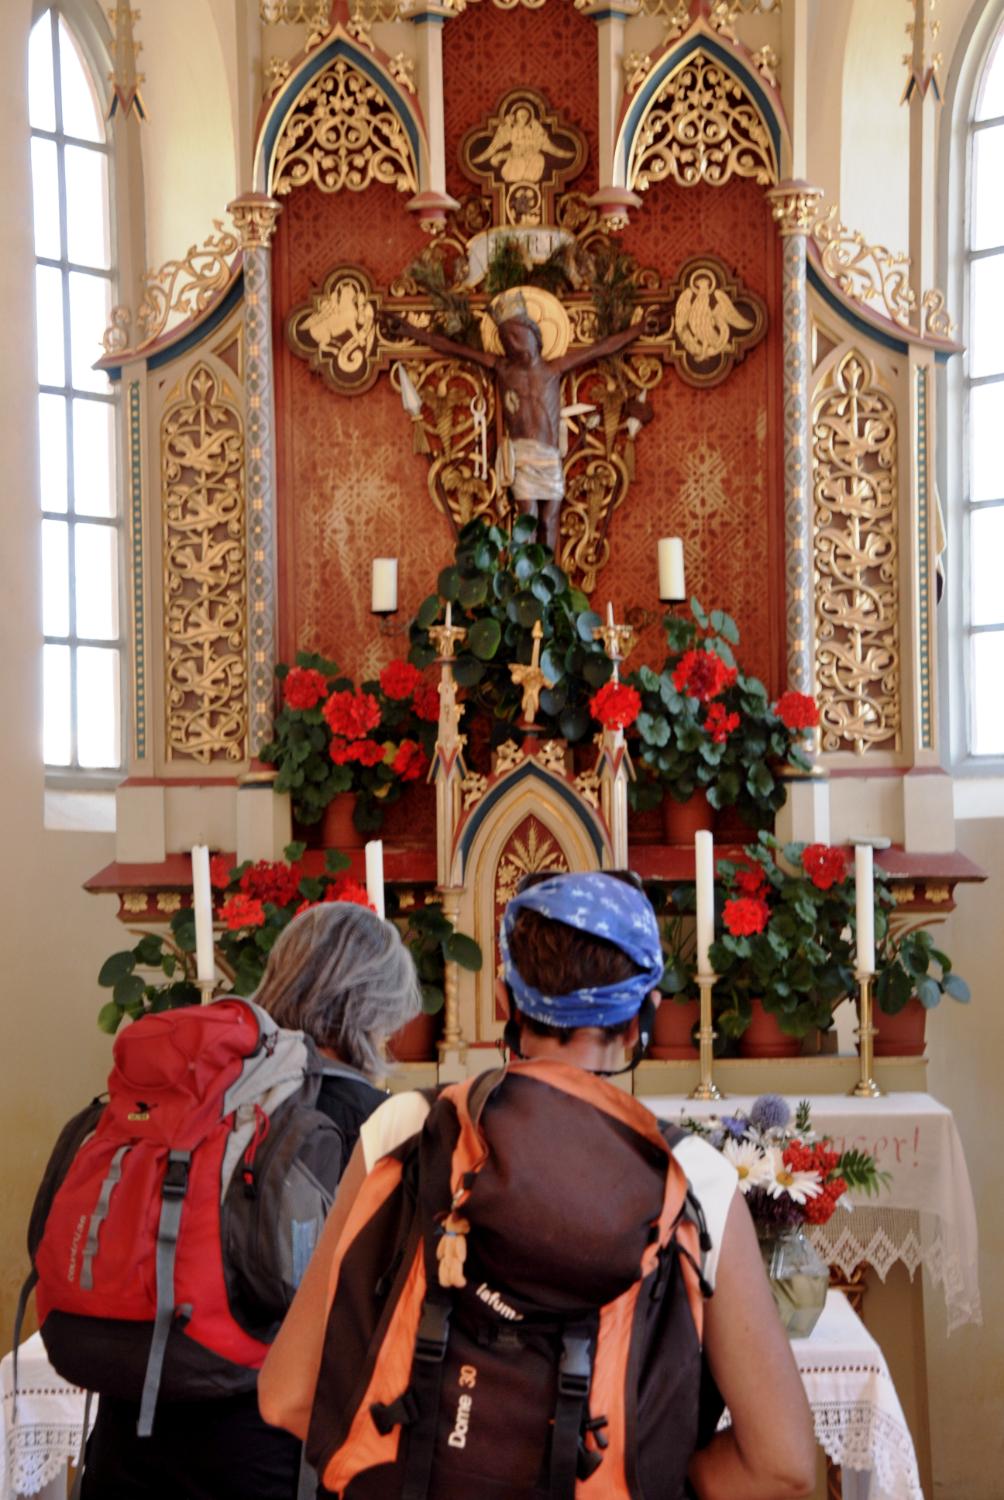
683,1093 -> 889,1336
261,652 -> 439,834
627,601 -> 819,831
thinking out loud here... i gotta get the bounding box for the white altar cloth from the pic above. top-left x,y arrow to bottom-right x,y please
0,1333 -> 93,1500
643,1092 -> 981,1332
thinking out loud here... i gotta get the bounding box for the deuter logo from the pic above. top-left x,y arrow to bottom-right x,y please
476,1281 -> 523,1322
448,1366 -> 477,1449
67,1214 -> 87,1284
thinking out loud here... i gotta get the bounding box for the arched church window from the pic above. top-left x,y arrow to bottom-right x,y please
965,22 -> 1004,756
29,5 -> 122,774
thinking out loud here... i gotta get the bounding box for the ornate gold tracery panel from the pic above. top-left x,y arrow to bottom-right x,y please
628,50 -> 778,193
161,362 -> 248,764
812,349 -> 901,755
271,55 -> 418,197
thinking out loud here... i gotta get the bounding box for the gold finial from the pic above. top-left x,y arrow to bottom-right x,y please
509,619 -> 553,726
428,600 -> 468,661
592,603 -> 636,681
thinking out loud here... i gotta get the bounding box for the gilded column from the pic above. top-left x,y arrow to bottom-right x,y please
228,192 -> 282,758
766,181 -> 822,697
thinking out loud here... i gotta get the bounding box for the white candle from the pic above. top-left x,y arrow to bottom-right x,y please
365,839 -> 386,921
694,830 -> 715,976
658,537 -> 686,602
191,845 -> 215,984
606,600 -> 615,628
854,844 -> 875,977
371,558 -> 398,614
445,600 -> 452,631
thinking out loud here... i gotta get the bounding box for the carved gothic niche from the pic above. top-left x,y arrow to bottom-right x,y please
660,254 -> 766,387
459,88 -> 587,228
627,49 -> 778,193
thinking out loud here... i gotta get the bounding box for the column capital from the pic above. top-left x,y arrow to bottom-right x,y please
766,179 -> 823,238
228,193 -> 283,251
576,0 -> 637,20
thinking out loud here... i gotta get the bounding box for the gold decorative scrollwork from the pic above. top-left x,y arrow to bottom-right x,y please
259,0 -> 328,22
161,363 -> 247,764
810,205 -> 915,329
922,288 -> 954,340
495,819 -> 567,907
812,350 -> 901,755
271,56 -> 418,198
136,222 -> 240,346
628,49 -> 778,192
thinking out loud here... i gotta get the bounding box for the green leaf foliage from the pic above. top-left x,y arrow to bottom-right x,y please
98,951 -> 136,987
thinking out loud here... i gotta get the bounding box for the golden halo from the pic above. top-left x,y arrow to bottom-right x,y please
480,285 -> 571,360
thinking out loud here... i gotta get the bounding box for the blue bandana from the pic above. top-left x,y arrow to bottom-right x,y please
500,873 -> 664,1029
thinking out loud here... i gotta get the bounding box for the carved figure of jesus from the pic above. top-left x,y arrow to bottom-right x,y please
380,304 -> 640,552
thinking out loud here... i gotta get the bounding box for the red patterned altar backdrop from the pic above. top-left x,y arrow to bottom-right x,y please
272,2 -> 784,702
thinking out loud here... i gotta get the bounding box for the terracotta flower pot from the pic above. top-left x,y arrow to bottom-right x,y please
388,1008 -> 443,1063
321,791 -> 363,850
650,999 -> 700,1060
661,789 -> 715,845
874,997 -> 927,1057
739,999 -> 802,1059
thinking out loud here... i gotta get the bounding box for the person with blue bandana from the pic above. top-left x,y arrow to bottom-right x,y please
260,871 -> 816,1499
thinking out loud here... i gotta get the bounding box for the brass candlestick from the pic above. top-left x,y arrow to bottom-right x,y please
198,978 -> 217,1006
689,972 -> 724,1101
850,972 -> 884,1098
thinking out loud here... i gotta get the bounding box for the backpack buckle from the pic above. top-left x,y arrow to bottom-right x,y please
558,1334 -> 592,1398
414,1299 -> 451,1363
162,1151 -> 191,1198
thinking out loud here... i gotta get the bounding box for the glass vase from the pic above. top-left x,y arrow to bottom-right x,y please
759,1225 -> 829,1339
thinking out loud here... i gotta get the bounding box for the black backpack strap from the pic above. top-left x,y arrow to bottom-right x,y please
137,1149 -> 191,1437
550,1319 -> 596,1499
398,1294 -> 452,1500
68,1388 -> 94,1500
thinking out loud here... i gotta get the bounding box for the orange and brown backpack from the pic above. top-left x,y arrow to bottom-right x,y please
306,1058 -> 718,1500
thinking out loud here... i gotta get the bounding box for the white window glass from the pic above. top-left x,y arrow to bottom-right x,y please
43,643 -> 72,765
970,508 -> 1004,626
57,18 -> 103,142
30,8 -> 122,775
969,255 -> 1004,378
972,127 -> 1004,250
75,524 -> 118,639
73,400 -> 115,516
77,647 -> 120,767
38,394 -> 68,512
976,34 -> 1004,121
30,137 -> 60,259
971,632 -> 1004,754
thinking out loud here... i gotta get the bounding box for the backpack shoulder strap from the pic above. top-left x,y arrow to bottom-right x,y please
28,1097 -> 106,1260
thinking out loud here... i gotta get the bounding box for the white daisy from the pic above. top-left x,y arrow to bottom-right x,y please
761,1146 -> 823,1203
721,1139 -> 771,1194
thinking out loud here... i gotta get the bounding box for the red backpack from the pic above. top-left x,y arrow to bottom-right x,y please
23,998 -> 345,1436
303,1060 -> 715,1500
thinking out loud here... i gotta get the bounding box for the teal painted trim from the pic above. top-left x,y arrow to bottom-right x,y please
458,761 -> 604,868
916,367 -> 933,750
409,12 -> 446,22
128,381 -> 147,761
262,38 -> 421,186
621,34 -> 782,180
808,264 -> 911,356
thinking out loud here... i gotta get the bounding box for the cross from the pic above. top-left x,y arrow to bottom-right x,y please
428,601 -> 468,661
509,619 -> 553,726
592,603 -> 637,682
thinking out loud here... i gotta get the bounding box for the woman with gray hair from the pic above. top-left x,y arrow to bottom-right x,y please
255,899 -> 423,1158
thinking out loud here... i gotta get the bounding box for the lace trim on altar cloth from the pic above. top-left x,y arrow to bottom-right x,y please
5,1422 -> 83,1495
811,1402 -> 924,1500
810,1205 -> 982,1335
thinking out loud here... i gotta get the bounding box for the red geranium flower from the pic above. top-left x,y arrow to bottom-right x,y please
392,739 -> 429,782
734,864 -> 767,896
590,679 -> 642,731
239,859 -> 302,908
283,666 -> 329,711
705,702 -> 741,744
209,854 -> 232,890
775,691 -> 820,731
803,1176 -> 847,1225
673,648 -> 737,703
723,896 -> 770,937
330,737 -> 384,767
802,843 -> 847,892
413,680 -> 440,723
324,877 -> 376,911
219,894 -> 266,931
380,660 -> 423,701
323,688 -> 381,739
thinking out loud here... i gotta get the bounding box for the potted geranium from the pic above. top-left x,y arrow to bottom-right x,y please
709,835 -> 875,1056
627,602 -> 818,841
652,892 -> 700,1060
874,924 -> 970,1056
261,652 -> 440,842
681,1094 -> 889,1336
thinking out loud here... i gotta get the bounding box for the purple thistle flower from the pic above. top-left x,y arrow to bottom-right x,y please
749,1093 -> 791,1132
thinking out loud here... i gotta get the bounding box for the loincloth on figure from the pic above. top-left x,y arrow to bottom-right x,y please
497,436 -> 564,503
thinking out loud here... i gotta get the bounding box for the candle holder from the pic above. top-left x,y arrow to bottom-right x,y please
198,978 -> 217,1007
688,972 -> 724,1100
850,973 -> 884,1098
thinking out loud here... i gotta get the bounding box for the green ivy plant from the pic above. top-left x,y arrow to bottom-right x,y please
875,926 -> 970,1015
408,516 -> 613,744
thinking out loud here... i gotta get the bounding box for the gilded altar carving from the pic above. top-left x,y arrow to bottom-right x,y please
628,50 -> 778,192
460,89 -> 586,229
161,363 -> 248,764
812,350 -> 901,755
287,266 -> 382,394
103,222 -> 239,355
810,205 -> 916,330
259,0 -> 328,21
271,56 -> 418,198
663,255 -> 766,387
495,819 -> 567,907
